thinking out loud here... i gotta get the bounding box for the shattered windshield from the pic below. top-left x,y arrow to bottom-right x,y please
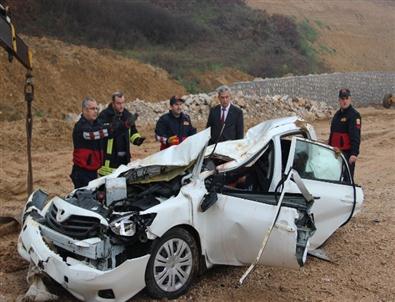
293,140 -> 342,182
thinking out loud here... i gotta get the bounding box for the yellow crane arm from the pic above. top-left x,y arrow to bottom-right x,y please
0,3 -> 32,70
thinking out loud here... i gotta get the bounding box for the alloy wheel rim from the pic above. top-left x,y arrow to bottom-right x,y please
153,238 -> 193,292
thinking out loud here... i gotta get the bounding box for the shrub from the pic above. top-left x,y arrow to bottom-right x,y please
13,0 -> 327,90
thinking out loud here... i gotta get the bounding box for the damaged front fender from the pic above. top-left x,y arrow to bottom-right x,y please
18,215 -> 151,302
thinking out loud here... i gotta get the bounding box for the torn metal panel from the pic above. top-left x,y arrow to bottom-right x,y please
205,116 -> 316,171
106,177 -> 127,206
87,128 -> 211,189
125,163 -> 194,184
40,224 -> 111,259
308,248 -> 332,262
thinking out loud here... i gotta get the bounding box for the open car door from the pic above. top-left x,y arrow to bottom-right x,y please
284,137 -> 364,250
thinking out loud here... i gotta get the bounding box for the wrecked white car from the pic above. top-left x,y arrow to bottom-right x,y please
18,116 -> 363,301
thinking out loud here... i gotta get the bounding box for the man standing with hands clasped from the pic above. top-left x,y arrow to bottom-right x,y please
329,88 -> 361,179
206,85 -> 244,145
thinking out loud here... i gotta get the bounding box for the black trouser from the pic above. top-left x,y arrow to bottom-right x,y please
109,155 -> 128,170
343,151 -> 356,180
70,165 -> 98,189
115,155 -> 128,167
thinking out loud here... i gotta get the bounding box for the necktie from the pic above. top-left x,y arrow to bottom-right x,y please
220,107 -> 226,124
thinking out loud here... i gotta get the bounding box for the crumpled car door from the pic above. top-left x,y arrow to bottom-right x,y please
283,137 -> 364,250
200,181 -> 314,269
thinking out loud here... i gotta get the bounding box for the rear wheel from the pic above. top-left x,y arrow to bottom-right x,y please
145,228 -> 199,299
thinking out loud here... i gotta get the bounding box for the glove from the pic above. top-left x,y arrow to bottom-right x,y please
125,113 -> 138,128
167,135 -> 180,146
134,136 -> 145,146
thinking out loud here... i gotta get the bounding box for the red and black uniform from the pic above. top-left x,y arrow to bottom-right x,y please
71,116 -> 108,188
329,105 -> 361,177
97,104 -> 144,176
155,111 -> 196,150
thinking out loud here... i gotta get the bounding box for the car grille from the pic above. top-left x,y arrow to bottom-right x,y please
46,203 -> 103,239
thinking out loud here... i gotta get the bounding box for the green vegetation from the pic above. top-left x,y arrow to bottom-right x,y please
14,0 -> 327,92
296,19 -> 322,73
298,19 -> 318,43
34,110 -> 45,118
319,44 -> 335,55
314,19 -> 325,29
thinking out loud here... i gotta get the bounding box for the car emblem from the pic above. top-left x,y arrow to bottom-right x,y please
56,209 -> 66,222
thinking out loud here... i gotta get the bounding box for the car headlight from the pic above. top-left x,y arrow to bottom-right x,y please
110,214 -> 136,237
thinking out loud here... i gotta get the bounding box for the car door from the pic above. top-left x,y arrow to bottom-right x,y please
199,144 -> 315,269
284,137 -> 363,250
201,193 -> 306,268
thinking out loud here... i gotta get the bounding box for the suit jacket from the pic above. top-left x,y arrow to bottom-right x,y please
206,104 -> 244,145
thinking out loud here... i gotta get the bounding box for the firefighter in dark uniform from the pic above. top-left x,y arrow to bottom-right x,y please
329,88 -> 361,179
71,97 -> 108,188
97,91 -> 145,176
155,96 -> 197,150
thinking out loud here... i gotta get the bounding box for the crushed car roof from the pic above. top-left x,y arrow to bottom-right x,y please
205,116 -> 316,169
88,117 -> 315,188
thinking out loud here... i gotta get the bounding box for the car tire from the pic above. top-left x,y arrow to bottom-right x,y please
145,227 -> 199,299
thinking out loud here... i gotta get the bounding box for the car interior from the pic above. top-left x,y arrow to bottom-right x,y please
213,141 -> 275,194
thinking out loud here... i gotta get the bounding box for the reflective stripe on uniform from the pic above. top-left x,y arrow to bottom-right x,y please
106,138 -> 113,154
130,132 -> 141,144
100,139 -> 114,176
83,128 -> 109,140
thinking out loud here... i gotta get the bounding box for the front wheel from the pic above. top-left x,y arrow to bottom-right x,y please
145,228 -> 199,299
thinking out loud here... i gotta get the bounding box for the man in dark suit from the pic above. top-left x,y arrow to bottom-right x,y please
206,85 -> 244,145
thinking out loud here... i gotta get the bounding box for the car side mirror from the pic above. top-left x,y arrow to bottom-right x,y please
200,192 -> 218,212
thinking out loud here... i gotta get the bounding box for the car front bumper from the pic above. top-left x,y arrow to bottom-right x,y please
18,215 -> 149,302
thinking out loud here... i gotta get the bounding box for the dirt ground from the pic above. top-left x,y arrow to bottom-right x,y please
0,106 -> 394,301
0,36 -> 187,122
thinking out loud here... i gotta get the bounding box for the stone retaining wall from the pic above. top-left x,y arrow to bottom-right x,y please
230,71 -> 395,106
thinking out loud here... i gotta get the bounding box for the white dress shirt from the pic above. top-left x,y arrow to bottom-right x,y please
220,103 -> 231,122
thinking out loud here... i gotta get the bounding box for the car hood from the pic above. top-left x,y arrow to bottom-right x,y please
205,116 -> 316,171
87,128 -> 211,188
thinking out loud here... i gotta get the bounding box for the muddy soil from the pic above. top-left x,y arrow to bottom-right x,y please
0,107 -> 394,301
